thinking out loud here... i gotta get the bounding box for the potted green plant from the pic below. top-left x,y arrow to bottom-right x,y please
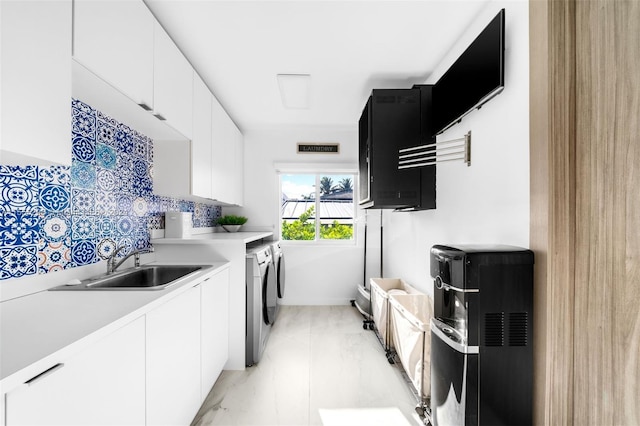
216,215 -> 248,233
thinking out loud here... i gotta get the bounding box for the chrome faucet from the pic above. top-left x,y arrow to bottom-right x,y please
107,246 -> 154,274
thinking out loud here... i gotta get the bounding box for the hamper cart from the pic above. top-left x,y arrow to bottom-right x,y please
370,278 -> 419,360
388,293 -> 434,422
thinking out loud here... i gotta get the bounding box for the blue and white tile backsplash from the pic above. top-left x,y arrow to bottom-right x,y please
0,99 -> 221,281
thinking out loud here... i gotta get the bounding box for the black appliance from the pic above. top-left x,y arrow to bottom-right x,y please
434,9 -> 505,134
429,244 -> 533,426
358,88 -> 436,210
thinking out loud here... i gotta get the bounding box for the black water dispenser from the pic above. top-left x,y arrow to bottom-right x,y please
430,245 -> 534,426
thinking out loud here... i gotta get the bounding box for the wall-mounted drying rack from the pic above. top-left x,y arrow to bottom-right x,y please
398,131 -> 471,169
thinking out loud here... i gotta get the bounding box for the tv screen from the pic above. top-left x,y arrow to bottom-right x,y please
434,9 -> 505,134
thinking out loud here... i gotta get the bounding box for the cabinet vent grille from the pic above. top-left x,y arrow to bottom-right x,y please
508,312 -> 528,346
484,312 -> 504,346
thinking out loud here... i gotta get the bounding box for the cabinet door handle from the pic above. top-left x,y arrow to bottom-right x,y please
25,363 -> 65,386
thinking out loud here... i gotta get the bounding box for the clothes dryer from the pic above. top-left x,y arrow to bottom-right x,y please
245,245 -> 277,366
270,241 -> 285,319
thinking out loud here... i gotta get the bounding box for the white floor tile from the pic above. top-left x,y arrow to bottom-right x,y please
192,306 -> 422,426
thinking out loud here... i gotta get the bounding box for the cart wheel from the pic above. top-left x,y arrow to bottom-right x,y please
350,299 -> 356,307
363,323 -> 368,330
387,355 -> 395,364
368,323 -> 375,330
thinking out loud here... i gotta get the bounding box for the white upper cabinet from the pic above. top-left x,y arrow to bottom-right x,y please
0,0 -> 72,165
211,96 -> 244,206
153,22 -> 193,139
72,0 -> 154,109
192,73 -> 214,199
231,123 -> 245,207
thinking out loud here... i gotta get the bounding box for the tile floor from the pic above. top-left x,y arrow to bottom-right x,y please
191,305 -> 424,426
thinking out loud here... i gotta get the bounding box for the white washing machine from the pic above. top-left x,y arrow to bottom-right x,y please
270,241 -> 285,319
246,244 -> 277,366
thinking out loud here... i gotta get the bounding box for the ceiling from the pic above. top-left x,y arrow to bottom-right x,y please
144,0 -> 490,132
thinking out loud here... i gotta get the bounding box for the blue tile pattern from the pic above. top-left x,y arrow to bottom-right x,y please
37,239 -> 72,274
0,212 -> 40,246
96,143 -> 117,169
0,99 -> 222,281
1,246 -> 38,279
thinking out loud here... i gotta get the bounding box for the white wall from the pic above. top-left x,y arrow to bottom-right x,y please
383,0 -> 530,296
227,126 -> 366,305
234,0 -> 529,304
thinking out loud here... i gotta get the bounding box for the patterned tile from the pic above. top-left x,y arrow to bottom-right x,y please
147,138 -> 154,163
72,98 -> 94,116
132,176 -> 152,197
71,215 -> 95,240
96,143 -> 117,170
95,190 -> 117,215
134,237 -> 151,251
72,135 -> 96,164
96,168 -> 117,192
72,110 -> 96,140
115,237 -> 134,257
96,117 -> 117,148
40,213 -> 72,243
116,216 -> 134,237
0,99 -> 222,281
116,194 -> 134,215
146,195 -> 161,215
71,239 -> 97,266
147,214 -> 164,230
0,166 -> 40,212
132,157 -> 148,179
0,212 -> 40,246
116,130 -> 135,155
133,217 -> 149,237
132,197 -> 148,217
133,135 -> 148,159
37,239 -> 71,274
39,184 -> 70,213
71,160 -> 96,190
179,200 -> 195,212
96,237 -> 117,260
39,166 -> 71,186
71,189 -> 95,215
1,246 -> 38,279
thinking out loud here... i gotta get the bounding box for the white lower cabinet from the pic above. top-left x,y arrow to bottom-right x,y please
201,268 -> 230,398
2,267 -> 230,426
5,317 -> 146,426
146,285 -> 202,426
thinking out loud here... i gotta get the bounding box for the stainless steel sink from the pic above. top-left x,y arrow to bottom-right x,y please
49,265 -> 205,291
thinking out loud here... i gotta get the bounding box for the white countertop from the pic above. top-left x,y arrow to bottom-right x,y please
152,231 -> 273,245
0,262 -> 229,393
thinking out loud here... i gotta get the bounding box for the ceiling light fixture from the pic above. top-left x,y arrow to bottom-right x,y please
277,74 -> 311,109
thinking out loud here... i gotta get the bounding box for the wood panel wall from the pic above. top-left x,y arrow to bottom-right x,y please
573,1 -> 640,424
530,0 -> 640,424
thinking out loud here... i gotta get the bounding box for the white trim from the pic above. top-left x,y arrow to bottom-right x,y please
277,171 -> 357,244
273,162 -> 357,173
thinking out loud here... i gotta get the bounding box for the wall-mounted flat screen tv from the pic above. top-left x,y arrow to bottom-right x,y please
434,9 -> 505,134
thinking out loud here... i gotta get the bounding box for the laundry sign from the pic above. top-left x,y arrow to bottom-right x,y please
297,143 -> 340,154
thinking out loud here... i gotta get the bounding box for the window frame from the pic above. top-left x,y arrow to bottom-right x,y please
277,165 -> 357,245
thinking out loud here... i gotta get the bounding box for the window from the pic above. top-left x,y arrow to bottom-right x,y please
280,173 -> 356,241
